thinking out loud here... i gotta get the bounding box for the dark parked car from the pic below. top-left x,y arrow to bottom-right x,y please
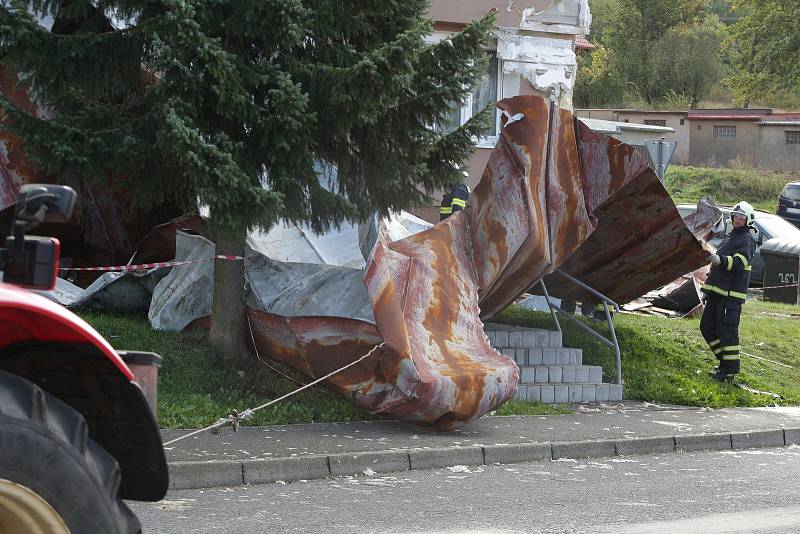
777,181 -> 800,227
677,203 -> 800,286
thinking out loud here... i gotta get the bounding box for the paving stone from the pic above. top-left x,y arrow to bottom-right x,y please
570,349 -> 582,365
526,385 -> 541,402
520,367 -> 536,383
169,461 -> 244,490
581,384 -> 596,402
785,428 -> 800,445
730,430 -> 785,450
615,436 -> 675,456
528,348 -> 543,365
409,446 -> 484,470
522,331 -> 537,348
554,385 -> 569,403
575,366 -> 589,383
542,348 -> 557,365
675,433 -> 732,452
535,332 -> 550,347
589,366 -> 603,384
548,366 -> 563,383
244,455 -> 329,485
509,331 -> 524,348
494,331 -> 508,348
486,331 -> 495,345
595,384 -> 610,402
484,443 -> 551,465
609,384 -> 623,401
549,331 -> 562,348
501,349 -> 515,363
540,385 -> 555,403
329,450 -> 410,476
562,366 -> 576,383
552,440 -> 616,460
568,385 -> 582,402
535,366 -> 549,383
515,349 -> 527,365
556,348 -> 571,365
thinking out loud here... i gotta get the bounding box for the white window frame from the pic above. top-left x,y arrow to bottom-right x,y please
426,32 -> 504,148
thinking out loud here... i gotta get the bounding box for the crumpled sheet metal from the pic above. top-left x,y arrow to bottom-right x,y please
248,95 -> 709,430
149,232 -> 216,331
470,99 -> 592,319
0,73 -> 40,211
651,266 -> 710,318
539,122 -> 711,305
1,70 -> 181,269
683,197 -> 724,245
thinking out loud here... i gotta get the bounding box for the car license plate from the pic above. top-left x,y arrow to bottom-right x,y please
787,207 -> 800,214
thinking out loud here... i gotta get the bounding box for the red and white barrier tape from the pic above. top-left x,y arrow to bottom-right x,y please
59,255 -> 244,272
757,283 -> 799,290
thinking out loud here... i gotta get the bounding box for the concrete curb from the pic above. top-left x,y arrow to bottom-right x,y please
167,427 -> 800,490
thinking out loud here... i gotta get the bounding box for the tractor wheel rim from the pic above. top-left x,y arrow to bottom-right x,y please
0,478 -> 71,534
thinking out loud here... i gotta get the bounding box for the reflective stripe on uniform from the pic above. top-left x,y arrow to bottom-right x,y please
451,198 -> 466,208
440,207 -> 452,214
720,345 -> 740,352
713,347 -> 723,355
708,339 -> 721,348
733,253 -> 750,269
728,290 -> 747,300
721,354 -> 740,361
702,284 -> 728,297
726,255 -> 734,271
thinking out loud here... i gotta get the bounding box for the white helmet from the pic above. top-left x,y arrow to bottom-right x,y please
731,201 -> 755,226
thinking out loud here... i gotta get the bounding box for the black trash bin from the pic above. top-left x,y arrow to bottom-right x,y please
760,238 -> 800,305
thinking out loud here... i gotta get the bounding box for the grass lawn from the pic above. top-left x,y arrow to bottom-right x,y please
81,296 -> 799,429
665,165 -> 798,212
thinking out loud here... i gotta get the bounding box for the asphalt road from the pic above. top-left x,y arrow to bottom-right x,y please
129,446 -> 800,533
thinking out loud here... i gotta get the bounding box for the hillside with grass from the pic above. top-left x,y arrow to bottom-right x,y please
665,165 -> 798,212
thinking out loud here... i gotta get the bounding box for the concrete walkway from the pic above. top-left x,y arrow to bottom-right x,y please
162,402 -> 800,490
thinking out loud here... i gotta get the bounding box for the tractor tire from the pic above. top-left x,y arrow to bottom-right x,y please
0,369 -> 141,534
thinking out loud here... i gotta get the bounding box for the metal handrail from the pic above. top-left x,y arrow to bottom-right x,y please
539,270 -> 623,385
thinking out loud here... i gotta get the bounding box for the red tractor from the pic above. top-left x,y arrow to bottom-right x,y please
0,185 -> 167,533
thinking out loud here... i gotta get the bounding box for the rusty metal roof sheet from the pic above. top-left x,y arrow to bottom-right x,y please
238,95 -> 711,430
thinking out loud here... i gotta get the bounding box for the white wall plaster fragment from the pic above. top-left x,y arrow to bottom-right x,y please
495,31 -> 577,95
520,0 -> 591,36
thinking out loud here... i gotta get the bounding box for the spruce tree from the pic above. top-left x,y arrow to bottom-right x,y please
0,0 -> 494,367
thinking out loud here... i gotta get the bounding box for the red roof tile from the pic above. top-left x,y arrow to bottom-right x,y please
575,35 -> 594,50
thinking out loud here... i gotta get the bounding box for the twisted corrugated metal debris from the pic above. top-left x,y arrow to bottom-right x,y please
246,95 -> 711,430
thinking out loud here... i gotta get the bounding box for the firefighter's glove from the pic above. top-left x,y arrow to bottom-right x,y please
709,254 -> 721,267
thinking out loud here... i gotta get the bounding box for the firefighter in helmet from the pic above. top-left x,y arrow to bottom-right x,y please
699,201 -> 757,382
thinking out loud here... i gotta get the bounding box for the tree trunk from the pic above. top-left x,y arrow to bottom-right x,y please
209,227 -> 250,368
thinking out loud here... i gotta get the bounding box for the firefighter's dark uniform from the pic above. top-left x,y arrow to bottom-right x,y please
699,225 -> 757,375
439,183 -> 470,220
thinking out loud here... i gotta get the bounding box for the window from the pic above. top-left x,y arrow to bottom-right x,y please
433,53 -> 499,140
713,125 -> 736,140
786,131 -> 800,145
645,119 -> 667,127
680,119 -> 685,125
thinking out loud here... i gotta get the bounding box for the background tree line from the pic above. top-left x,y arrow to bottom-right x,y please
575,0 -> 800,110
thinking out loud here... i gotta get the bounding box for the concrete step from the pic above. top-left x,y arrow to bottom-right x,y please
518,365 -> 603,385
488,329 -> 562,349
514,383 -> 623,404
498,347 -> 582,366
